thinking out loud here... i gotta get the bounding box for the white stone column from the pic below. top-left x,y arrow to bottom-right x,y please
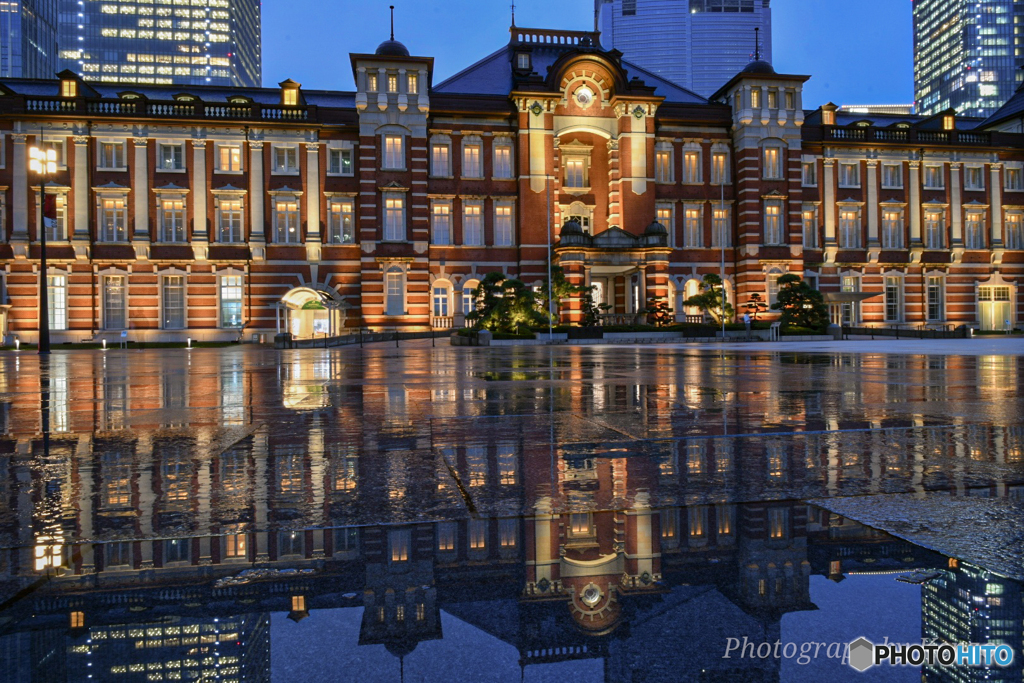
990,163 -> 1003,245
73,136 -> 91,241
196,428 -> 213,564
249,141 -> 265,245
909,162 -> 922,243
191,139 -> 208,242
823,159 -> 836,244
949,163 -> 963,245
76,434 -> 95,572
133,139 -> 149,241
12,135 -> 28,238
866,161 -> 879,245
136,434 -> 155,569
532,497 -> 555,584
305,143 -> 321,245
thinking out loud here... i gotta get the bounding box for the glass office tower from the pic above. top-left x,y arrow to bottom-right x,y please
58,0 -> 261,88
595,0 -> 772,97
0,0 -> 59,78
914,0 -> 1024,117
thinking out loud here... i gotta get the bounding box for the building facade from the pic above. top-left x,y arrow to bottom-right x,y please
595,0 -> 772,97
57,0 -> 261,88
0,0 -> 59,79
914,0 -> 1024,117
0,25 -> 1022,344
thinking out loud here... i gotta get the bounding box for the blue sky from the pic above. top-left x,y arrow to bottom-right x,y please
261,0 -> 915,107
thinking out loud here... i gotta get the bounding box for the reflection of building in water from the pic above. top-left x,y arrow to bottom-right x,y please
922,562 -> 1024,683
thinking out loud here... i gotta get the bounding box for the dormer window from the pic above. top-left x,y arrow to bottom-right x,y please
283,89 -> 297,106
943,115 -> 955,131
516,52 -> 531,71
822,109 -> 836,126
61,79 -> 77,98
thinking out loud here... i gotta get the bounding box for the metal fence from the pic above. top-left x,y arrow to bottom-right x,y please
841,325 -> 968,340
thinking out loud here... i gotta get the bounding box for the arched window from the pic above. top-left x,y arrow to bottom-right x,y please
567,201 -> 592,234
766,267 -> 785,306
432,280 -> 452,319
461,279 -> 480,315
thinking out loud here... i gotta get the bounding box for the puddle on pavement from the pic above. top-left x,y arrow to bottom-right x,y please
0,346 -> 1022,681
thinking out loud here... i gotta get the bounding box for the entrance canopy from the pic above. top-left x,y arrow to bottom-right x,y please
276,287 -> 349,338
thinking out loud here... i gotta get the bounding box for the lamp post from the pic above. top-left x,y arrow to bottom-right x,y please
29,145 -> 57,355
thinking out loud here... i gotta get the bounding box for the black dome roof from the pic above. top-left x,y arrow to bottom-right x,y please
644,220 -> 668,236
560,219 -> 584,237
742,59 -> 776,75
375,39 -> 410,57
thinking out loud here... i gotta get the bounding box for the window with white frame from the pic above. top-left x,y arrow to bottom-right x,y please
924,164 -> 944,189
379,134 -> 403,170
431,201 -> 451,245
47,273 -> 67,330
47,139 -> 66,168
655,146 -> 673,183
964,166 -> 985,191
157,143 -> 184,171
219,274 -> 243,328
463,202 -> 483,245
327,198 -> 355,244
840,275 -> 860,325
711,207 -> 730,248
432,283 -> 450,318
159,197 -> 186,242
838,162 -> 860,187
965,212 -> 985,249
884,275 -> 904,322
462,281 -> 479,315
683,148 -> 701,183
327,147 -> 353,175
1006,212 -> 1023,249
407,73 -> 419,94
564,156 -> 588,189
763,146 -> 782,179
217,144 -> 242,172
43,193 -> 67,241
366,73 -> 378,91
656,205 -> 673,246
102,275 -> 127,330
462,137 -> 483,178
711,151 -> 728,184
763,200 -> 784,245
802,207 -> 817,248
493,140 -> 513,179
924,209 -> 945,249
838,208 -> 860,248
881,209 -> 903,249
273,145 -> 298,173
385,267 -> 405,316
882,163 -> 903,188
766,267 -> 784,305
494,203 -> 514,246
684,206 -> 702,248
217,197 -> 243,243
98,196 -> 127,242
926,276 -> 945,321
801,160 -> 817,187
97,141 -> 125,169
1005,165 -> 1023,191
751,88 -> 762,109
383,193 -> 405,241
430,139 -> 451,177
162,274 -> 185,329
274,197 -> 300,243
387,73 -> 398,93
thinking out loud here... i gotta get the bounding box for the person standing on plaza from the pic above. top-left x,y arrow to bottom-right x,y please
743,312 -> 752,340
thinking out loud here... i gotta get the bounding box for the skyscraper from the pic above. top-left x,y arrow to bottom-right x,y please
57,0 -> 261,88
595,0 -> 772,97
914,0 -> 1024,117
0,0 -> 59,78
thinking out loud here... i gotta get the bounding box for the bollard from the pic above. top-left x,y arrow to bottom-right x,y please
187,338 -> 192,349
14,339 -> 20,351
102,339 -> 107,350
395,328 -> 400,348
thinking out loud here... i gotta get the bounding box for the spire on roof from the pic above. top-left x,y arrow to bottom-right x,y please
754,27 -> 761,61
390,5 -> 395,40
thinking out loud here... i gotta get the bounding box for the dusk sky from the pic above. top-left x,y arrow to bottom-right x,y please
261,0 -> 915,107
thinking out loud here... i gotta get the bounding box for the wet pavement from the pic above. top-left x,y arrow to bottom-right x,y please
0,344 -> 1021,682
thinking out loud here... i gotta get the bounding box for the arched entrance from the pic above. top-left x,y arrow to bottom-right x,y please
276,287 -> 347,339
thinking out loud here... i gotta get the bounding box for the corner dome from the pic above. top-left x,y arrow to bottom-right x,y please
644,220 -> 668,236
375,39 -> 410,57
742,59 -> 776,75
560,219 -> 585,237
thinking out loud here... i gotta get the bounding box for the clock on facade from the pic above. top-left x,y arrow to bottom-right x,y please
575,86 -> 595,107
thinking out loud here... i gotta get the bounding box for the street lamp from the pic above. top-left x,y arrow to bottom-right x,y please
29,145 -> 56,355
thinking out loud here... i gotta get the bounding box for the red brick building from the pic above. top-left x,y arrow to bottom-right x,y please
0,26 -> 1022,342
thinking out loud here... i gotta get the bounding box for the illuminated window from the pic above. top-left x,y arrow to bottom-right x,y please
217,144 -> 241,172
462,139 -> 482,178
291,595 -> 306,612
838,208 -> 860,248
1005,212 -> 1023,249
407,73 -> 418,94
884,276 -> 903,322
462,202 -> 483,245
328,198 -> 355,244
751,88 -> 761,109
565,157 -> 587,188
802,208 -> 818,249
498,518 -> 517,547
924,210 -> 945,249
159,198 -> 186,242
882,210 -> 903,249
768,508 -> 787,539
682,207 -> 701,248
225,534 -> 246,559
655,147 -> 673,183
822,108 -> 835,125
383,135 -> 404,169
431,202 -> 451,245
569,513 -> 591,536
282,88 -> 297,106
70,611 -> 85,629
763,201 -> 783,245
494,203 -> 514,246
942,115 -> 955,131
432,284 -> 450,317
48,274 -> 67,330
766,267 -> 784,305
498,447 -> 517,485
468,519 -> 487,550
384,193 -> 405,241
838,162 -> 859,187
98,141 -> 125,169
762,146 -> 782,179
926,276 -> 945,321
387,74 -> 398,93
61,80 -> 77,98
688,506 -> 707,538
712,207 -> 730,248
711,151 -> 728,184
367,73 -> 378,91
218,198 -> 243,243
102,276 -> 127,330
416,604 -> 425,621
493,141 -> 513,179
661,510 -> 677,539
162,275 -> 185,329
466,446 -> 487,486
431,141 -> 450,176
437,522 -> 456,551
965,212 -> 985,249
219,275 -> 243,328
273,145 -> 298,173
390,529 -> 410,562
274,198 -> 300,243
716,505 -> 734,535
328,148 -> 353,175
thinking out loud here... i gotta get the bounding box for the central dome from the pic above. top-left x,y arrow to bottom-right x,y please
375,39 -> 410,57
